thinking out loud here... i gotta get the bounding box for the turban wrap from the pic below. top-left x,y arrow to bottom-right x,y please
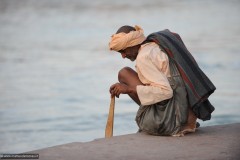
109,25 -> 146,51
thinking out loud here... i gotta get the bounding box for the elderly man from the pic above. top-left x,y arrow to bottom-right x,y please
109,25 -> 216,136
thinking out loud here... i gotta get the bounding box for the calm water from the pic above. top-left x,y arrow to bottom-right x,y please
0,0 -> 240,153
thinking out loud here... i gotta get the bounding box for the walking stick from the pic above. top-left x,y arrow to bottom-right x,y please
105,96 -> 115,138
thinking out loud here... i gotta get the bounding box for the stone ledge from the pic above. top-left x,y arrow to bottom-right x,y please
24,123 -> 240,160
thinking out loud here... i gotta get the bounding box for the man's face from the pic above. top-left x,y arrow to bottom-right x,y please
119,46 -> 138,61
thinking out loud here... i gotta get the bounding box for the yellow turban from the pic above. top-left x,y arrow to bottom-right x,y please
109,25 -> 146,51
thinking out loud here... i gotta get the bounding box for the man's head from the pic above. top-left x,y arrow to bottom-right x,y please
116,25 -> 136,34
109,25 -> 146,61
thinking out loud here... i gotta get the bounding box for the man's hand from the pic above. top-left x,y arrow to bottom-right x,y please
109,83 -> 133,98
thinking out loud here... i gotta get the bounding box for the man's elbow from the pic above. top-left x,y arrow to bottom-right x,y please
166,88 -> 173,99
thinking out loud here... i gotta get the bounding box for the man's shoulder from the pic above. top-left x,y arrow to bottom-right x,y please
140,42 -> 159,53
141,41 -> 159,49
137,41 -> 168,64
138,42 -> 161,58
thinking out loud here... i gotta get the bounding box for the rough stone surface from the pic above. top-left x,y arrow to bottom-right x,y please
24,123 -> 240,160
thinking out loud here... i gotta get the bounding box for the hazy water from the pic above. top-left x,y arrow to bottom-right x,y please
0,0 -> 240,153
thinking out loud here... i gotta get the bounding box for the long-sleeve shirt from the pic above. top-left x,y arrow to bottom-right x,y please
135,42 -> 173,106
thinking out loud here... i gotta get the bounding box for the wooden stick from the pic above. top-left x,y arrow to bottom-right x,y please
105,96 -> 115,138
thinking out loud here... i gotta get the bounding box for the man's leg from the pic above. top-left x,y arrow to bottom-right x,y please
179,108 -> 197,136
118,67 -> 144,105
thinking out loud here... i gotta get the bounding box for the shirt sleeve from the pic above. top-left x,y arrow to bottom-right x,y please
136,46 -> 173,106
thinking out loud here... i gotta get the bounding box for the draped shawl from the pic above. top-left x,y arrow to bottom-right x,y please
144,29 -> 216,121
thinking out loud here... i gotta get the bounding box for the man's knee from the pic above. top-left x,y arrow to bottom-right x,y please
118,67 -> 134,83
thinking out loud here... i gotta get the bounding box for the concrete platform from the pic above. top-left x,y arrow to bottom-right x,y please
25,123 -> 240,160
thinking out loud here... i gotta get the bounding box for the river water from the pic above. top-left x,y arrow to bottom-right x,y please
0,0 -> 240,153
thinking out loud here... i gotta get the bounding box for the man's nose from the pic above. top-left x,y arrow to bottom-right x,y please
121,53 -> 126,59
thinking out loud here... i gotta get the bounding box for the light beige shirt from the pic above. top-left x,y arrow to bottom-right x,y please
136,42 -> 173,106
